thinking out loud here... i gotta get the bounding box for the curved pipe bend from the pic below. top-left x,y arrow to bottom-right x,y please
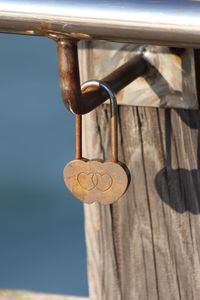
57,39 -> 148,115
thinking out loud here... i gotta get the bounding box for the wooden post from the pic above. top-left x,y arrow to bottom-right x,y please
79,43 -> 200,300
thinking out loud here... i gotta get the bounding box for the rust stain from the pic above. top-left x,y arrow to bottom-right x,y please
40,22 -> 51,35
172,54 -> 181,64
56,39 -> 147,114
116,89 -> 125,102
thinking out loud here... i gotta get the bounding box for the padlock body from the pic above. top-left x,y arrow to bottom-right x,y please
63,159 -> 129,204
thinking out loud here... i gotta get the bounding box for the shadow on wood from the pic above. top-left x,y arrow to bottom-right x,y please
155,108 -> 200,214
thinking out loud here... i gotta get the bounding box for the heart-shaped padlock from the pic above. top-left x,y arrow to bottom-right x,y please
63,80 -> 130,205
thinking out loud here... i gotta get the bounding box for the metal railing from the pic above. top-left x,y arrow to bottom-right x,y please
0,0 -> 199,113
0,0 -> 200,46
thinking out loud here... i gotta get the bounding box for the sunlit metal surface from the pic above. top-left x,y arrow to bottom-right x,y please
1,1 -> 200,46
57,39 -> 147,114
79,42 -> 198,110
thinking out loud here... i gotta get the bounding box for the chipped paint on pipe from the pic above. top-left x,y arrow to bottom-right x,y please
1,1 -> 200,46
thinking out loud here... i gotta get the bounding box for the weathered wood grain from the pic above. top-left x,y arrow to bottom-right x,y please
0,290 -> 88,300
79,42 -> 200,300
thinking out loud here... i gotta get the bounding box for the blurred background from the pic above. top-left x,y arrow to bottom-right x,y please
0,34 -> 88,296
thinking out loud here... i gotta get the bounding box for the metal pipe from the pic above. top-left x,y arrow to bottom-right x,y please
1,1 -> 200,47
57,39 -> 148,114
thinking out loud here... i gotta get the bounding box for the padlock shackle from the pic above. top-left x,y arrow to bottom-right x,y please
75,80 -> 118,162
75,114 -> 82,160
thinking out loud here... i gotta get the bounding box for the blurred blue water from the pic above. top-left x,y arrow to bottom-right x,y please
0,34 -> 88,296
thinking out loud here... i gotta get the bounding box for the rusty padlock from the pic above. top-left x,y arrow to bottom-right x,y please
63,80 -> 130,205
